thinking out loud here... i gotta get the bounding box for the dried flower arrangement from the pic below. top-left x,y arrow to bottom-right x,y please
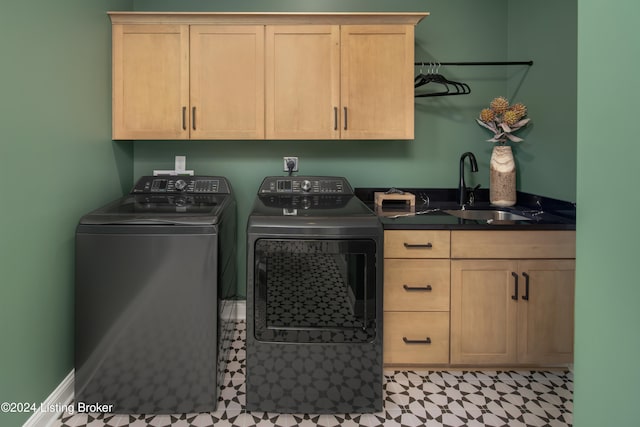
477,97 -> 530,143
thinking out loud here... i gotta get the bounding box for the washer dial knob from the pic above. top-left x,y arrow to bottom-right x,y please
175,179 -> 188,191
301,180 -> 312,192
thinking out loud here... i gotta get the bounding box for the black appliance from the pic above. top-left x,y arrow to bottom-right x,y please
74,175 -> 237,414
246,176 -> 383,413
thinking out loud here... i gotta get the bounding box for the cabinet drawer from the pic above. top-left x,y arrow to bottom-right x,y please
384,312 -> 450,365
384,230 -> 450,258
451,230 -> 576,259
384,259 -> 450,311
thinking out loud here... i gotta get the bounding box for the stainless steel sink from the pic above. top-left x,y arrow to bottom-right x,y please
443,209 -> 532,222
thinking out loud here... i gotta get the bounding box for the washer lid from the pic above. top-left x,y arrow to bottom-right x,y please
79,194 -> 230,225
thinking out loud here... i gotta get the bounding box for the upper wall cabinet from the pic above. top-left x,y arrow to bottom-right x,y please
108,12 -> 428,140
265,25 -> 340,139
190,26 -> 264,139
266,24 -> 415,139
112,24 -> 189,140
111,22 -> 264,140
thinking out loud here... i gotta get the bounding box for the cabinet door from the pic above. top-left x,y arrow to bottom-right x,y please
265,25 -> 340,139
190,25 -> 264,139
451,260 -> 518,365
340,25 -> 414,140
112,24 -> 189,140
517,260 -> 575,364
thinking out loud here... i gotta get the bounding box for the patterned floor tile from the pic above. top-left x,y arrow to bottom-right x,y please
242,412 -> 294,427
55,320 -> 573,427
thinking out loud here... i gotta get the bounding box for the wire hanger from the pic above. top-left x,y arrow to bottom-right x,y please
414,62 -> 471,97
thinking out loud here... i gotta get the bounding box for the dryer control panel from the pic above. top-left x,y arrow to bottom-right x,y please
258,176 -> 353,195
131,176 -> 231,194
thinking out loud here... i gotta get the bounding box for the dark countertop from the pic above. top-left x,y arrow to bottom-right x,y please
354,188 -> 576,230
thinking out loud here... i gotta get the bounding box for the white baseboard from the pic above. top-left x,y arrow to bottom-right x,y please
22,370 -> 74,427
235,300 -> 246,321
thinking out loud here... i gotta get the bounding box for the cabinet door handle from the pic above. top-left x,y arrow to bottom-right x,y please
403,337 -> 431,344
334,107 -> 338,130
511,271 -> 519,300
344,106 -> 348,130
192,106 -> 196,130
182,106 -> 187,130
403,242 -> 433,249
403,284 -> 433,292
522,272 -> 530,300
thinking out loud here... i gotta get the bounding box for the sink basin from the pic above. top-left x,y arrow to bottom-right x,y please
444,209 -> 531,222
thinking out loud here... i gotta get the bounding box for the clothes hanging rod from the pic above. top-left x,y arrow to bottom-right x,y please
415,61 -> 533,66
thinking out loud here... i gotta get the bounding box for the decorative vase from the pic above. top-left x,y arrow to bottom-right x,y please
490,145 -> 516,207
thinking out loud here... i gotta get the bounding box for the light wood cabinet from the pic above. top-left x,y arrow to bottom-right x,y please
516,260 -> 575,364
384,230 -> 451,259
112,23 -> 264,140
266,24 -> 414,139
109,12 -> 426,140
384,312 -> 450,365
384,259 -> 450,311
450,230 -> 576,259
340,25 -> 415,139
383,229 -> 575,368
112,24 -> 190,140
190,26 -> 264,139
383,231 -> 450,366
450,231 -> 575,366
265,25 -> 340,139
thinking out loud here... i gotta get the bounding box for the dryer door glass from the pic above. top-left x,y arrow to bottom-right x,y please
254,239 -> 377,343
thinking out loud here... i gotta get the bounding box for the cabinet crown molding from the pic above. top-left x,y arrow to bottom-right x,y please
107,11 -> 429,26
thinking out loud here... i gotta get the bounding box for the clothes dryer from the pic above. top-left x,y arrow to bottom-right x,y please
246,176 -> 383,413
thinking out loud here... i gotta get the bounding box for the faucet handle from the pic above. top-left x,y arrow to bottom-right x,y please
468,184 -> 481,205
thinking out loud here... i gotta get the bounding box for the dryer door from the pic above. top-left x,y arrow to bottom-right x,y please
253,238 -> 377,343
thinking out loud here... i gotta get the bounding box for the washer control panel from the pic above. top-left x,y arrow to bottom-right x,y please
131,176 -> 231,194
259,176 -> 353,195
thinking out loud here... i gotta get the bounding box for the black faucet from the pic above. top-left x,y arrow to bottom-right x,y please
458,152 -> 478,206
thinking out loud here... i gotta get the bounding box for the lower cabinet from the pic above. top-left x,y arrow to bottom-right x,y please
384,312 -> 450,365
383,258 -> 450,365
383,229 -> 576,368
450,259 -> 575,365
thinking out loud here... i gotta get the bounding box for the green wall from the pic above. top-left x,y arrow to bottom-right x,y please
0,1 -> 132,425
507,1 -> 578,200
574,0 -> 640,425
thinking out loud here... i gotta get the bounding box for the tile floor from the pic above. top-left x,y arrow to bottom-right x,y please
54,321 -> 573,427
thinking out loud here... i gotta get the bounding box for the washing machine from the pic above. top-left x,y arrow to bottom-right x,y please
74,175 -> 236,414
246,176 -> 383,413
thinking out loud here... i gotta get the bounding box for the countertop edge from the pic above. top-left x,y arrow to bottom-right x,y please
355,187 -> 576,231
380,222 -> 576,231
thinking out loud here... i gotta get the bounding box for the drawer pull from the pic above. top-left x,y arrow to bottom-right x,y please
511,271 -> 519,300
403,337 -> 432,344
403,284 -> 433,292
403,242 -> 433,249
